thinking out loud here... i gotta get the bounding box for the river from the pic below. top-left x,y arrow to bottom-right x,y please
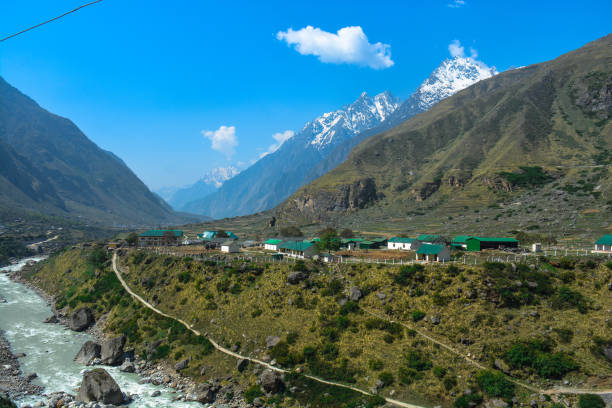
0,257 -> 202,407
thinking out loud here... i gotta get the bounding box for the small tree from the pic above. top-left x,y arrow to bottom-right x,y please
125,232 -> 138,246
317,230 -> 341,252
280,226 -> 303,237
340,228 -> 354,238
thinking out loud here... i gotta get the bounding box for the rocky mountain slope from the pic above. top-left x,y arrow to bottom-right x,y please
0,77 -> 200,227
280,35 -> 612,227
185,56 -> 496,220
183,91 -> 400,219
303,56 -> 498,189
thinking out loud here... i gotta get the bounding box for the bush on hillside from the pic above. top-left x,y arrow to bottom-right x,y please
578,394 -> 605,408
475,370 -> 515,399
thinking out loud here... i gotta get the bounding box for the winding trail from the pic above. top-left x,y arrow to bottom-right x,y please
111,253 -> 424,408
360,309 -> 612,396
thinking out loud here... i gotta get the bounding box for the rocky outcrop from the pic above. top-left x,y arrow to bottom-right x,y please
77,368 -> 124,405
287,178 -> 379,220
175,358 -> 190,371
574,72 -> 612,120
349,286 -> 362,301
266,336 -> 281,349
99,335 -> 126,366
287,271 -> 307,285
74,341 -> 101,365
259,369 -> 284,393
411,180 -> 441,201
68,307 -> 95,332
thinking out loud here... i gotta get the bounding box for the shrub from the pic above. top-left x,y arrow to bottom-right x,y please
433,366 -> 447,379
322,279 -> 343,296
383,333 -> 395,344
444,376 -> 458,390
378,372 -> 394,387
553,327 -> 574,343
476,370 -> 515,399
605,261 -> 612,270
552,286 -> 588,313
394,265 -> 425,286
286,332 -> 299,345
88,248 -> 108,269
405,350 -> 432,371
533,352 -> 578,379
454,393 -> 483,408
244,385 -> 263,403
578,394 -> 605,408
398,367 -> 423,385
411,310 -> 426,322
368,359 -> 384,371
339,300 -> 359,315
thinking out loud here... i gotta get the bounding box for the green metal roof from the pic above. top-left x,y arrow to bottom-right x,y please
389,237 -> 416,243
418,234 -> 441,242
280,241 -> 314,252
595,235 -> 612,245
416,244 -> 446,254
265,239 -> 283,245
341,238 -> 363,244
466,237 -> 519,243
139,229 -> 183,237
452,235 -> 473,244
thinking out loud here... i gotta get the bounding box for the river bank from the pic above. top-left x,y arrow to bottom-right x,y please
0,257 -> 216,407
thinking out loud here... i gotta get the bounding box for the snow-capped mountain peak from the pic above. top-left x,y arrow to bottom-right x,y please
306,91 -> 400,150
413,56 -> 497,111
203,166 -> 240,188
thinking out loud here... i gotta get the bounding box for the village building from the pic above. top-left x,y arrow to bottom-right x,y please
388,237 -> 419,250
138,230 -> 183,247
451,235 -> 472,249
593,235 -> 612,254
279,241 -> 316,259
197,230 -> 238,241
221,240 -> 240,253
416,244 -> 451,262
264,239 -> 284,251
417,234 -> 443,245
358,238 -> 388,250
465,237 -> 519,252
341,238 -> 363,251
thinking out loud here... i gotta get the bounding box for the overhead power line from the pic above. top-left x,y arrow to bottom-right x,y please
0,0 -> 103,43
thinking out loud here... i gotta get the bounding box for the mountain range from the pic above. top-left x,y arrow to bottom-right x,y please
0,76 -> 202,227
182,56 -> 496,219
279,35 -> 612,227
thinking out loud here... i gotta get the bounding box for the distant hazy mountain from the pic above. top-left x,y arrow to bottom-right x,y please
0,76 -> 202,227
157,167 -> 240,211
183,91 -> 400,219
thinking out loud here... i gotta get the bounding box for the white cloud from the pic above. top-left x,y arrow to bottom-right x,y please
448,39 -> 466,57
259,130 -> 295,159
448,40 -> 496,72
202,125 -> 238,158
276,26 -> 393,69
448,0 -> 466,8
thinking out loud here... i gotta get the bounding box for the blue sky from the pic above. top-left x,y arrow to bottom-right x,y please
0,0 -> 610,190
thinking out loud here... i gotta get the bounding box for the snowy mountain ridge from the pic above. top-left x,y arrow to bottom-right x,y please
305,91 -> 401,150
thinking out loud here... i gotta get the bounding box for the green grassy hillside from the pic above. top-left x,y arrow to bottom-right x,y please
26,246 -> 612,407
278,35 -> 612,238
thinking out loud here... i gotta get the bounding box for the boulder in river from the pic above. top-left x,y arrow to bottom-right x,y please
77,368 -> 124,405
75,341 -> 101,365
68,307 -> 95,331
100,335 -> 126,366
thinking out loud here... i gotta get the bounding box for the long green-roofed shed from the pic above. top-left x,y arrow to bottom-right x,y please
139,229 -> 183,237
466,237 -> 519,252
595,235 -> 612,245
265,239 -> 283,245
389,237 -> 416,243
280,241 -> 314,251
416,244 -> 445,254
418,234 -> 441,242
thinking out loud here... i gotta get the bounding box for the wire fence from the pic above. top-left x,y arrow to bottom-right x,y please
141,245 -> 612,268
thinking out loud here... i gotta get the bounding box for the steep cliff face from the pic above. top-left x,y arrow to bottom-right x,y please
284,178 -> 379,221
